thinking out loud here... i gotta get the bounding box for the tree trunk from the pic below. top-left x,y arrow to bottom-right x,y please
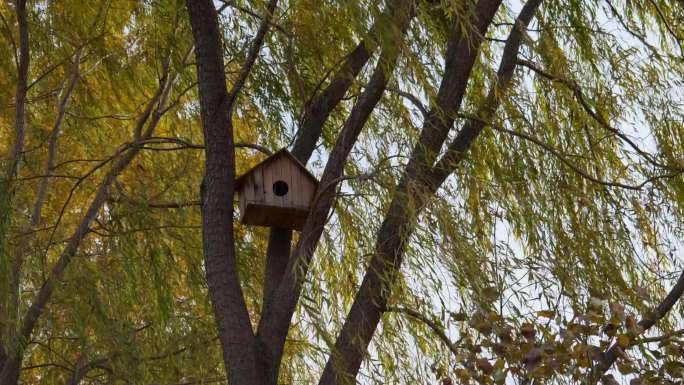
186,1 -> 264,384
0,0 -> 29,381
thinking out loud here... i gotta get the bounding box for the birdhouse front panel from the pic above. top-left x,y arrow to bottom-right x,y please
236,150 -> 319,230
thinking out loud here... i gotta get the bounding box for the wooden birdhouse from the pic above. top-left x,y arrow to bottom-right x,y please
235,149 -> 319,230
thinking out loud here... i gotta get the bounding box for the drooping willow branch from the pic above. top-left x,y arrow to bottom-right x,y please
219,0 -> 291,38
0,29 -> 193,382
134,137 -> 273,156
516,58 -> 683,174
225,0 -> 278,109
465,114 -> 684,191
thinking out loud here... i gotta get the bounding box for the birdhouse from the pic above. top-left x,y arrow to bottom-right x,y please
235,149 -> 319,230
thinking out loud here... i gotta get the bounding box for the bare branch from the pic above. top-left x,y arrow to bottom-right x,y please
32,48 -> 83,225
385,86 -> 428,118
234,142 -> 273,155
219,0 -> 291,37
633,328 -> 684,345
387,306 -> 463,356
112,198 -> 201,209
135,137 -> 272,155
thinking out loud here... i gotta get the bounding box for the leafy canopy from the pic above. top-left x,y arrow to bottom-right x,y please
0,0 -> 683,384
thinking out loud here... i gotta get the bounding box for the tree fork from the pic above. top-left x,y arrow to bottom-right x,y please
262,0 -> 416,323
255,3 -> 417,384
317,0 -> 543,383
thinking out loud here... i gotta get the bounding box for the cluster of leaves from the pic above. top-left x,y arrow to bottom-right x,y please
425,296 -> 684,385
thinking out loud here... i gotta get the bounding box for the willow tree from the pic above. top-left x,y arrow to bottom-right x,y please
0,1 -> 222,384
2,0 -> 684,384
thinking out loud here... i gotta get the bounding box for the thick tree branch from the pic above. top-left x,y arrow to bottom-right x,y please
259,0 -> 406,342
187,0 -> 279,383
289,37 -> 372,161
259,1 -> 419,334
255,4 -> 416,384
406,0 -> 506,177
290,0 -> 412,163
430,0 -> 542,185
315,2 -> 539,384
261,227 -> 292,319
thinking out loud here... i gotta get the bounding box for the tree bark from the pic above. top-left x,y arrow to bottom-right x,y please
187,1 -> 277,384
0,0 -> 29,380
7,0 -> 29,181
262,227 -> 292,316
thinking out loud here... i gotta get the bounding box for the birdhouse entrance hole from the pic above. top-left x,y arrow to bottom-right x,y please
273,180 -> 289,196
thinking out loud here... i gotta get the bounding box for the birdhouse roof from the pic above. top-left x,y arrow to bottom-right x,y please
235,148 -> 319,190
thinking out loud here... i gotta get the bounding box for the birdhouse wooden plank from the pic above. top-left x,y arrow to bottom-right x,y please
235,149 -> 319,230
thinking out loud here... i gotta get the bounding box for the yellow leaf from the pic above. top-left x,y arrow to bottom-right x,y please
617,334 -> 631,348
537,310 -> 555,318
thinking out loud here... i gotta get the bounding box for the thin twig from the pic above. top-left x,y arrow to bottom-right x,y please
387,306 -> 463,356
225,0 -> 279,109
